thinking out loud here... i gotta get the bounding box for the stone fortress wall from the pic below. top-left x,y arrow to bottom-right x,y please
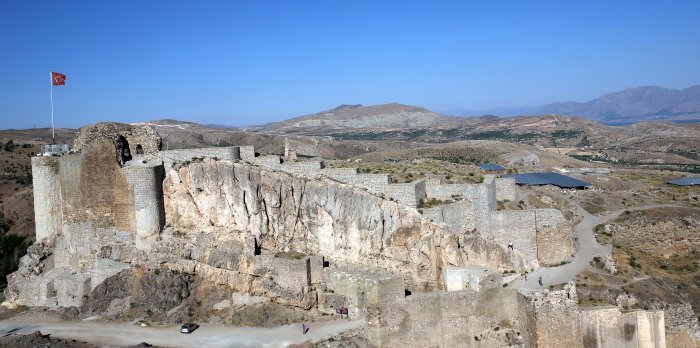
23,132 -> 670,347
26,140 -> 159,307
151,145 -> 572,267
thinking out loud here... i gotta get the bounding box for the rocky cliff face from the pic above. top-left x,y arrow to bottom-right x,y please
162,158 -> 520,287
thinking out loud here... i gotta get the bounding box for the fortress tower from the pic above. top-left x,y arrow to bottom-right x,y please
31,156 -> 63,241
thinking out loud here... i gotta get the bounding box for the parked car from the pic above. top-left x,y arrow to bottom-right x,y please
180,323 -> 199,334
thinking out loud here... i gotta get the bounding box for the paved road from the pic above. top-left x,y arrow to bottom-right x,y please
0,315 -> 365,348
510,204 -> 681,289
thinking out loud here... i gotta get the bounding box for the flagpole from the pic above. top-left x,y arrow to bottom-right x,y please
49,69 -> 55,144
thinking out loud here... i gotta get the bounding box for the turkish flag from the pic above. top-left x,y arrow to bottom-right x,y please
52,72 -> 66,86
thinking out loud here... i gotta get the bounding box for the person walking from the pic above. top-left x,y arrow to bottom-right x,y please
508,242 -> 514,251
538,276 -> 543,287
302,323 -> 308,334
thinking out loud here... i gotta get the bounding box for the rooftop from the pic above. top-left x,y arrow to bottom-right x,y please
667,177 -> 700,186
502,172 -> 591,189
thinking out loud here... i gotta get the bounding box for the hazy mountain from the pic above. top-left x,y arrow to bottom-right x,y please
260,103 -> 467,132
451,85 -> 700,123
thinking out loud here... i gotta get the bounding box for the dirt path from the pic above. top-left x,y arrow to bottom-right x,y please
0,314 -> 365,348
509,203 -> 682,289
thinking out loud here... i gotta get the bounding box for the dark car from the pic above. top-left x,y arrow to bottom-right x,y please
180,323 -> 199,334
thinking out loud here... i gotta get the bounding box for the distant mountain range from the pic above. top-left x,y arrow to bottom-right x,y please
449,85 -> 700,123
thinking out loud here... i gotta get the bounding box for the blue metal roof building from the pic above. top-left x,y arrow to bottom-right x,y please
501,172 -> 591,189
478,163 -> 505,171
667,177 -> 700,186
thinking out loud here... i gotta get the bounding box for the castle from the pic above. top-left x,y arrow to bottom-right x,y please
8,123 -> 667,347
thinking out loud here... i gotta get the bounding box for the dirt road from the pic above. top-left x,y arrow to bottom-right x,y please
509,204 -> 682,289
0,314 -> 365,348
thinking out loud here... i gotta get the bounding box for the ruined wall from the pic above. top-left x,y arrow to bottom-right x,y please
579,307 -> 667,348
422,201 -> 475,233
491,210 -> 538,266
73,122 -> 161,154
490,209 -> 573,268
534,209 -> 575,266
372,287 -> 524,347
442,266 -> 502,292
385,180 -> 426,207
327,270 -> 404,320
31,156 -> 63,241
160,147 -> 241,168
426,182 -> 471,201
495,177 -> 517,202
250,255 -> 324,292
239,145 -> 256,161
520,283 -> 582,348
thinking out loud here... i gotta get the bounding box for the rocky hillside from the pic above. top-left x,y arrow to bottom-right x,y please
260,103 -> 466,132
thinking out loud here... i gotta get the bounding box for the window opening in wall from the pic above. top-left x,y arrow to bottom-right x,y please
115,136 -> 132,165
135,144 -> 144,155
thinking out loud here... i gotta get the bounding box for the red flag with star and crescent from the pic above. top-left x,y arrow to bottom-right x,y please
51,72 -> 66,86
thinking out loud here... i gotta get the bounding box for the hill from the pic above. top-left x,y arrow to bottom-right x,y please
260,103 -> 466,132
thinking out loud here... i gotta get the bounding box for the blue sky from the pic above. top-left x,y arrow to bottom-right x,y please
1,1 -> 699,129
